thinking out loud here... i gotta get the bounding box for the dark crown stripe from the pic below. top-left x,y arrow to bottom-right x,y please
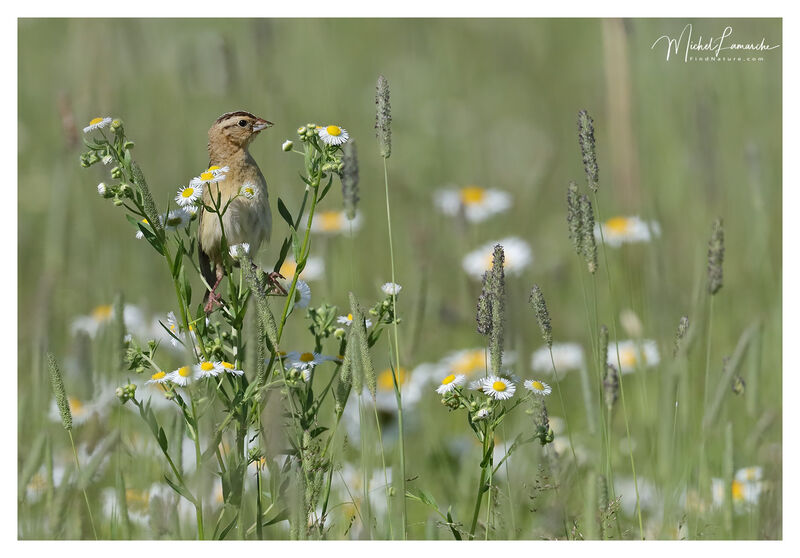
215,110 -> 256,124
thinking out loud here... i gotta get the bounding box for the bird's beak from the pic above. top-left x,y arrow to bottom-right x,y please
252,118 -> 273,132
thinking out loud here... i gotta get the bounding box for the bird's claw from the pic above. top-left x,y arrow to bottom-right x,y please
204,291 -> 223,313
266,271 -> 288,296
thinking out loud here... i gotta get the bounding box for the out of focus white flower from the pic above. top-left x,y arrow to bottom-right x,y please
433,184 -> 511,223
595,216 -> 660,248
462,237 -> 532,279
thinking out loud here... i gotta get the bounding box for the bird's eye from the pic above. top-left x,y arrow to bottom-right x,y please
238,120 -> 248,128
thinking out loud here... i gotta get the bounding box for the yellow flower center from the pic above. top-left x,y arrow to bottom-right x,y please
319,211 -> 343,232
91,304 -> 113,321
221,362 -> 234,369
326,125 -> 342,136
181,187 -> 195,198
207,165 -> 221,171
460,186 -> 486,205
620,348 -> 637,368
492,381 -> 507,392
442,374 -> 456,385
378,368 -> 407,391
126,489 -> 150,512
151,371 -> 166,381
732,480 -> 744,502
244,186 -> 254,195
178,366 -> 191,378
300,352 -> 315,363
280,260 -> 298,277
69,397 -> 85,415
200,172 -> 214,181
606,217 -> 630,234
453,350 -> 486,376
347,313 -> 354,321
532,380 -> 544,391
89,117 -> 104,125
200,362 -> 215,371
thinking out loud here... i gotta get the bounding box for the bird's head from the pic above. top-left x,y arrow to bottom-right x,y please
209,111 -> 273,151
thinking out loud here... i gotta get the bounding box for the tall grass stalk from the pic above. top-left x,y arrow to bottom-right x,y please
382,148 -> 407,539
68,431 -> 98,539
592,191 -> 645,539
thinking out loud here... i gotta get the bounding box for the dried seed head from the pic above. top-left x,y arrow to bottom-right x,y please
579,194 -> 598,274
341,140 -> 359,220
47,353 -> 72,431
577,110 -> 599,192
673,315 -> 689,358
529,284 -> 552,348
567,181 -> 582,254
534,400 -> 554,446
599,324 -> 609,369
375,74 -> 392,158
597,474 -> 609,511
707,218 -> 724,295
489,244 -> 506,374
476,271 -> 492,336
603,363 -> 619,411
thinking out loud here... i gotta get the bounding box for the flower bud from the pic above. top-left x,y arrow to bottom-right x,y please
297,126 -> 306,135
102,155 -> 113,165
282,140 -> 293,151
111,166 -> 122,179
124,141 -> 135,150
111,119 -> 123,132
97,183 -> 107,196
334,327 -> 346,339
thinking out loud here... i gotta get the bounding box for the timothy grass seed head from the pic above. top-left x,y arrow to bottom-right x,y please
579,194 -> 598,274
529,284 -> 552,348
577,109 -> 599,192
341,140 -> 359,220
47,353 -> 72,431
375,74 -> 392,158
673,315 -> 689,357
707,218 -> 724,295
567,181 -> 582,254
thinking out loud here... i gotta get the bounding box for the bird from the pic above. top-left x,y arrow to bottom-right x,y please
198,110 -> 274,312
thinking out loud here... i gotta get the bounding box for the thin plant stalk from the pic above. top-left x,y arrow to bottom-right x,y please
592,191 -> 644,539
68,431 -> 98,539
382,157 -> 407,538
468,425 -> 489,539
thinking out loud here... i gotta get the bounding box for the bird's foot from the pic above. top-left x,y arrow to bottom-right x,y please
266,271 -> 288,296
204,290 -> 223,313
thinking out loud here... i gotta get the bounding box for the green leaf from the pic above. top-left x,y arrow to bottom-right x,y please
262,507 -> 290,526
290,226 -> 301,263
163,475 -> 196,505
446,507 -> 462,540
157,426 -> 168,452
172,242 -> 184,278
277,198 -> 294,227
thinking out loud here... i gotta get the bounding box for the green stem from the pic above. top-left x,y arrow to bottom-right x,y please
190,395 -> 205,540
468,427 -> 489,539
382,156 -> 407,539
69,431 -> 98,539
593,191 -> 644,539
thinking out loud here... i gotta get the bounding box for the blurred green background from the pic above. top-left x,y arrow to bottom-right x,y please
18,18 -> 781,539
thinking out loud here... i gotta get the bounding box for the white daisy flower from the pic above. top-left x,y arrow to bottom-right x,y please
146,371 -> 169,384
282,140 -> 293,152
285,351 -> 328,370
595,216 -> 660,248
435,373 -> 466,395
337,313 -> 372,328
381,282 -> 402,296
97,183 -> 107,196
101,155 -> 113,165
279,256 -> 325,281
608,340 -> 660,374
217,361 -> 244,376
168,365 -> 194,386
83,116 -> 112,133
175,184 -> 203,207
462,237 -> 533,279
195,361 -> 222,379
317,125 -> 350,146
473,408 -> 490,421
294,280 -> 311,309
531,343 -> 585,375
524,379 -> 552,396
735,466 -> 763,483
433,185 -> 512,223
239,182 -> 259,200
229,243 -> 250,259
163,311 -> 182,347
482,376 -> 516,400
309,209 -> 362,235
206,165 -> 230,176
190,170 -> 226,187
163,208 -> 192,232
70,303 -> 147,339
468,379 -> 485,392
49,395 -> 97,426
374,367 -> 427,412
133,218 -> 151,240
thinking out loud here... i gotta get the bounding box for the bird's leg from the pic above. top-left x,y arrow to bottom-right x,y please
266,271 -> 288,296
204,266 -> 225,313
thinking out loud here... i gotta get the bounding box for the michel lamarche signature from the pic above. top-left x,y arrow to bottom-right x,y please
651,24 -> 780,62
